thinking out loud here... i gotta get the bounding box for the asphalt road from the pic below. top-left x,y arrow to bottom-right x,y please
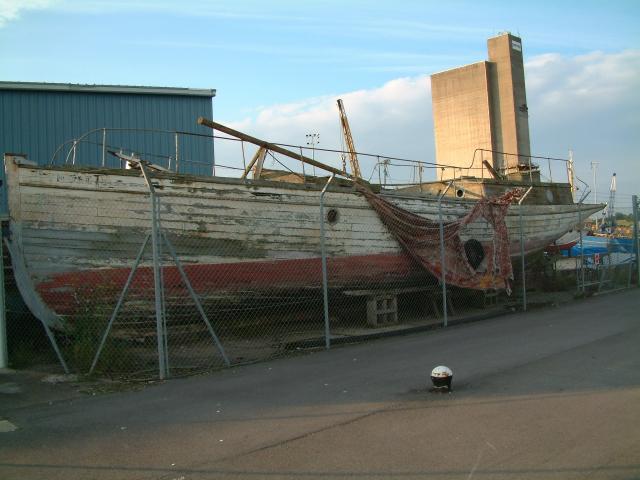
1,290 -> 639,480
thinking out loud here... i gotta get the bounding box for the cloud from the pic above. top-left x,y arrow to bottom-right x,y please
525,49 -> 640,198
527,50 -> 640,111
217,76 -> 433,184
215,49 -> 640,197
0,0 -> 55,27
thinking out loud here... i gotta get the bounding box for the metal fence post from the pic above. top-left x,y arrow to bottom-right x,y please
518,187 -> 533,311
320,174 -> 335,349
153,197 -> 170,376
0,220 -> 7,369
438,199 -> 448,327
578,204 -> 585,293
139,162 -> 168,380
211,131 -> 217,177
519,208 -> 527,310
438,182 -> 452,327
633,195 -> 639,287
151,192 -> 167,378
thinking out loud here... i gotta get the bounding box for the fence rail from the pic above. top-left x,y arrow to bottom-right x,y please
1,147 -> 637,380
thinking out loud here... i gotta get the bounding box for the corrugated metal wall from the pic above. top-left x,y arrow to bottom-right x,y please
1,87 -> 214,212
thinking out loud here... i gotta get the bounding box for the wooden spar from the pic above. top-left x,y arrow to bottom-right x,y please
482,160 -> 505,180
197,117 -> 355,180
252,146 -> 267,179
240,146 -> 267,179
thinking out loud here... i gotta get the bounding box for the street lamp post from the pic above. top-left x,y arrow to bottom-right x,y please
306,133 -> 319,177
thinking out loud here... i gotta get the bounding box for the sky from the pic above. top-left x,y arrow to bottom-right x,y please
1,0 -> 639,212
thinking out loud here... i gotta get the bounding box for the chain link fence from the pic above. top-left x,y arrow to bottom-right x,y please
2,177 -> 638,380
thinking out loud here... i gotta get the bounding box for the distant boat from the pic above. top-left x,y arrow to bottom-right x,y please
545,230 -> 580,254
566,235 -> 635,257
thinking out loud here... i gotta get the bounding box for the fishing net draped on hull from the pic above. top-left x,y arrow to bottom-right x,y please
357,186 -> 521,293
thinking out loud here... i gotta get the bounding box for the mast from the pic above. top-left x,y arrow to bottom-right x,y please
336,99 -> 362,179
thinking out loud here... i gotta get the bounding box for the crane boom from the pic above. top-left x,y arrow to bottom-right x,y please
337,99 -> 362,179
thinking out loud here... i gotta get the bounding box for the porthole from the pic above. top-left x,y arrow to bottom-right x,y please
545,189 -> 554,203
455,188 -> 465,198
464,239 -> 485,270
327,208 -> 339,224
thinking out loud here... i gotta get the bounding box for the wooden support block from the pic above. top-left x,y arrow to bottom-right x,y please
427,289 -> 455,318
483,289 -> 498,307
365,294 -> 398,327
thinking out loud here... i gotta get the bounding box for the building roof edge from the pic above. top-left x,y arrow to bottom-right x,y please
430,60 -> 490,78
0,81 -> 216,97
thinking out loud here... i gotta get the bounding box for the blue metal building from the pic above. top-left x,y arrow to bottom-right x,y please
0,82 -> 216,211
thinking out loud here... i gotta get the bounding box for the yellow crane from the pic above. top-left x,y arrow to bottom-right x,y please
336,98 -> 362,179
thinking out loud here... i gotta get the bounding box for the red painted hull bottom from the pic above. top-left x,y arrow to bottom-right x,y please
36,253 -> 434,317
544,240 -> 578,254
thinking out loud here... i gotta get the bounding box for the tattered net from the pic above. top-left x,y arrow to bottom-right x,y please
357,186 -> 523,293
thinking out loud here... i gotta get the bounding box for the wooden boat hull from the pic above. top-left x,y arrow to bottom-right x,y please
4,156 -> 604,328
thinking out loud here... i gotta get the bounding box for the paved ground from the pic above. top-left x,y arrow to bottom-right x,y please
1,289 -> 639,480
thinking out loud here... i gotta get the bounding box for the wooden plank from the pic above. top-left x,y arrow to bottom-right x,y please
343,285 -> 440,296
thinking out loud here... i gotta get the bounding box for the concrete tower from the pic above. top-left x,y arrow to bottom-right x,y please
431,33 -> 532,180
487,33 -> 531,173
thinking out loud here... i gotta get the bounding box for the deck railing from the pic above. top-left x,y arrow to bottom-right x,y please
50,127 -> 577,193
